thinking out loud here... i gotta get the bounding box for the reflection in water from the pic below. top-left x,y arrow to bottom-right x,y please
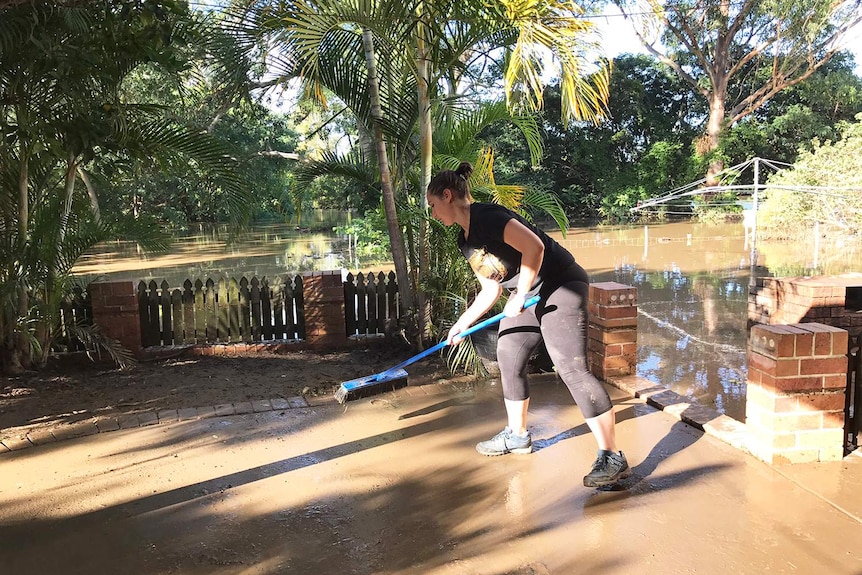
72,220 -> 393,286
549,221 -> 861,422
74,219 -> 862,422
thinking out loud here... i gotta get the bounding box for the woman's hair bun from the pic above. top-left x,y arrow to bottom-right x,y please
455,161 -> 473,181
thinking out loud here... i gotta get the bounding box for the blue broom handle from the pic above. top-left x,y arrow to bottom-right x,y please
381,295 -> 540,375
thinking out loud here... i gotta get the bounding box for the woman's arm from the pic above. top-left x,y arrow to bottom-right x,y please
502,218 -> 544,317
447,273 -> 502,345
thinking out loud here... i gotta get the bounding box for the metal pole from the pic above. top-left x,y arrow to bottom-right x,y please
752,157 -> 759,250
643,225 -> 649,261
749,158 -> 760,287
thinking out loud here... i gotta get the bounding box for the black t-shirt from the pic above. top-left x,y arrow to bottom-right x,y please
457,203 -> 578,295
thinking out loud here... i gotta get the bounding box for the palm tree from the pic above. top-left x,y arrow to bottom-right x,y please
243,0 -> 608,342
0,1 -> 257,373
248,0 -> 419,322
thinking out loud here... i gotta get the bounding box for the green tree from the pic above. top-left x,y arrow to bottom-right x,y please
247,0 -> 610,342
611,0 -> 862,185
720,52 -> 862,166
759,113 -> 862,237
482,55 -> 703,221
0,1 -> 254,373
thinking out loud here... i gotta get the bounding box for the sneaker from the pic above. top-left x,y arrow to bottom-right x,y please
476,427 -> 533,456
583,449 -> 632,487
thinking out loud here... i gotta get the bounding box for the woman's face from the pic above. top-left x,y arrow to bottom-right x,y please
426,189 -> 454,226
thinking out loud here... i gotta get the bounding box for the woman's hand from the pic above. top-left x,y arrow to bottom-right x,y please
503,291 -> 527,317
447,321 -> 468,345
448,274 -> 502,345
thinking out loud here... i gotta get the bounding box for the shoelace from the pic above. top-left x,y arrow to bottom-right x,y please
591,452 -> 614,472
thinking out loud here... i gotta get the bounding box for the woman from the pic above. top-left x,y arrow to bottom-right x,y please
427,162 -> 630,488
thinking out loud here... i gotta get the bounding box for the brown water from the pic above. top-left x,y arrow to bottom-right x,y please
73,220 -> 862,421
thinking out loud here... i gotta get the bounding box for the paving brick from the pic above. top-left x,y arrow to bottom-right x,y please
158,409 -> 179,423
196,406 -> 216,419
1,436 -> 32,451
95,418 -> 121,433
177,408 -> 198,420
214,403 -> 236,416
679,403 -> 722,429
25,429 -> 56,446
52,422 -> 98,441
118,414 -> 141,429
233,401 -> 254,414
645,389 -> 688,411
287,396 -> 308,408
269,398 -> 290,410
609,375 -> 663,398
251,399 -> 272,413
138,412 -> 159,426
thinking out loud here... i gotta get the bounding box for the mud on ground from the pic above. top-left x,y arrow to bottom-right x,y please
0,343 -> 463,438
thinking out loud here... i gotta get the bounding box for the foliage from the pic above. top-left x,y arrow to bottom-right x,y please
97,44 -> 303,225
719,53 -> 862,169
333,208 -> 391,259
758,114 -> 862,237
246,0 -> 612,346
610,0 -> 862,182
482,55 -> 703,223
0,0 -> 254,373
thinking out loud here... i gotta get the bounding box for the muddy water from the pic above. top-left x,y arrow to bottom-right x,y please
550,222 -> 861,421
73,220 -> 862,421
72,221 -> 382,286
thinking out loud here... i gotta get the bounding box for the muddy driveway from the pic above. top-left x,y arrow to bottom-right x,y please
2,377 -> 861,575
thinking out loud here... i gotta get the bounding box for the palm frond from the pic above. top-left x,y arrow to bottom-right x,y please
522,188 -> 568,233
132,115 -> 253,225
65,321 -> 136,368
291,150 -> 377,189
434,100 -> 543,166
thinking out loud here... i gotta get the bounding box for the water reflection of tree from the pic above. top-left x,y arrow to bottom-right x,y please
690,275 -> 717,335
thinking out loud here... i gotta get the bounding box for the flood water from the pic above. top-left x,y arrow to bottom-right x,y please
73,219 -> 862,422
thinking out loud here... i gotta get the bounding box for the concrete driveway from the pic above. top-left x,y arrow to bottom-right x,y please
1,376 -> 860,575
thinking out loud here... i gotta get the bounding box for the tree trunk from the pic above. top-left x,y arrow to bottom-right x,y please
703,12 -> 730,189
9,148 -> 30,373
59,151 -> 77,243
703,86 -> 726,188
415,14 -> 433,343
77,167 -> 102,224
361,28 -> 415,320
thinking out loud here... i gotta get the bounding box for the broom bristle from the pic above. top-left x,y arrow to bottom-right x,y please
333,368 -> 409,404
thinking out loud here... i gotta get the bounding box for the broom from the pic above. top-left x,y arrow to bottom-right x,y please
334,295 -> 540,404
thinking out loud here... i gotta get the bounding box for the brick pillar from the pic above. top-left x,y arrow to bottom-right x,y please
89,281 -> 143,356
746,323 -> 848,464
587,282 -> 638,380
302,271 -> 347,348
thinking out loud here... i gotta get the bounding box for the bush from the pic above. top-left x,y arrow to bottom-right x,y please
759,114 -> 862,238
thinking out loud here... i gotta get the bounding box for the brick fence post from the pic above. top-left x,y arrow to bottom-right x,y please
302,270 -> 348,349
749,274 -> 862,336
89,281 -> 143,357
746,323 -> 848,464
587,282 -> 638,380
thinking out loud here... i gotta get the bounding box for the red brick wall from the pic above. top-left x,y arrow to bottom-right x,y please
749,274 -> 862,337
587,282 -> 638,380
746,323 -> 848,464
90,281 -> 143,356
300,271 -> 348,349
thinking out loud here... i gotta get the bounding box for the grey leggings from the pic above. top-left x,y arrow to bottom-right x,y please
496,279 -> 613,419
